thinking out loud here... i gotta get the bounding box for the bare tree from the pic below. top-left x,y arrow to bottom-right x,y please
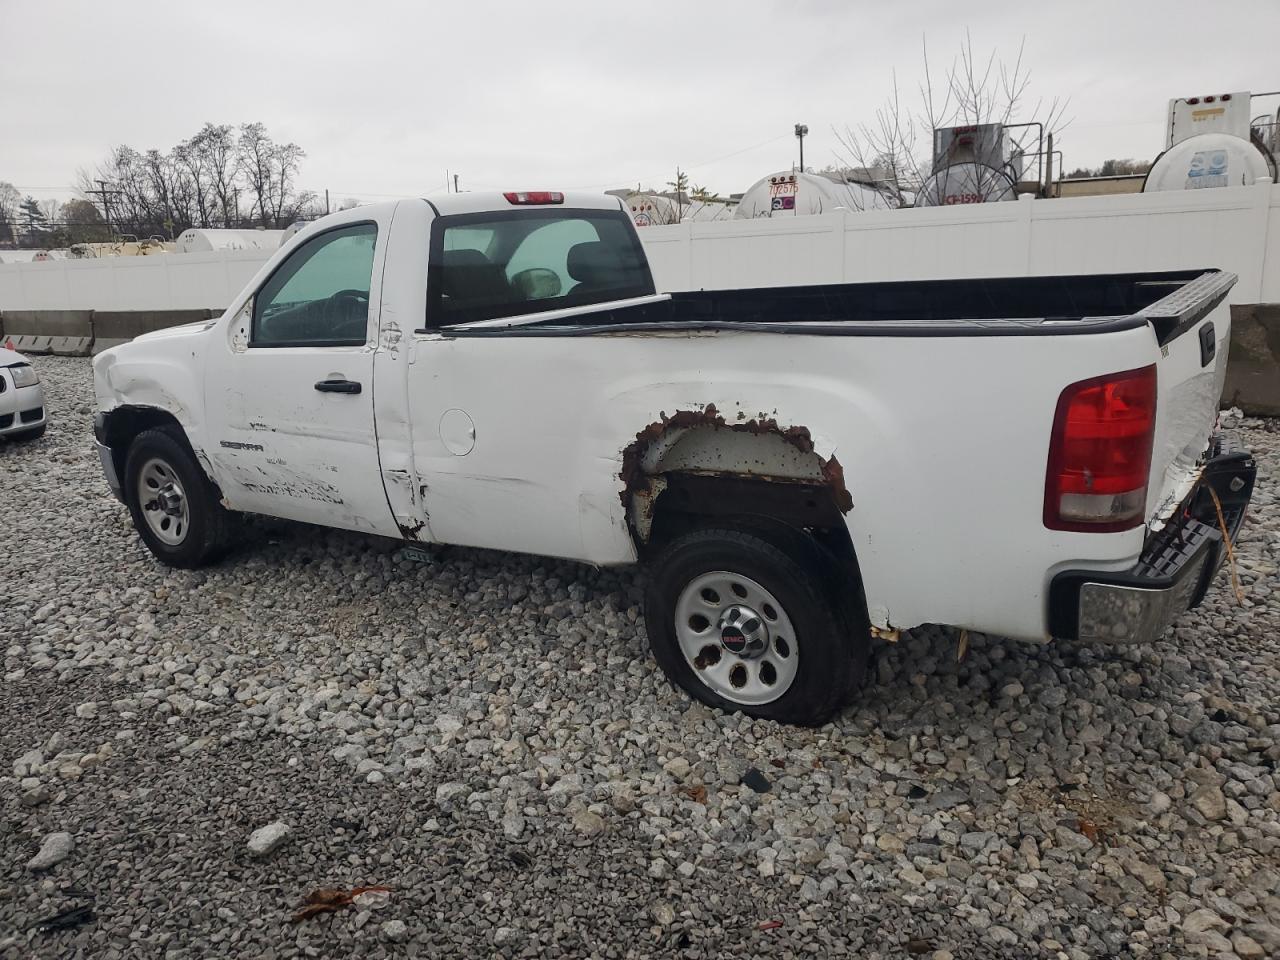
193,123 -> 241,227
238,122 -> 275,225
79,122 -> 313,236
142,148 -> 197,238
0,181 -> 21,244
836,34 -> 1070,206
271,140 -> 313,223
175,130 -> 218,228
58,199 -> 110,243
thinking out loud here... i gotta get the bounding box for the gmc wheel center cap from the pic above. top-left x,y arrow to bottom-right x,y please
718,605 -> 768,658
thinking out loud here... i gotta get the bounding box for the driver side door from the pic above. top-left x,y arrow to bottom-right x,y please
203,218 -> 398,536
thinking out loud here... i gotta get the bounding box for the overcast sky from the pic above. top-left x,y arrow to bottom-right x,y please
4,0 -> 1279,206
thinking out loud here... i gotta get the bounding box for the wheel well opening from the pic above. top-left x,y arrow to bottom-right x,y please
621,409 -> 859,574
99,406 -> 187,481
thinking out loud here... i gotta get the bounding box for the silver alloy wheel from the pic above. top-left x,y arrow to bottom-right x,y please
137,457 -> 189,546
673,570 -> 799,705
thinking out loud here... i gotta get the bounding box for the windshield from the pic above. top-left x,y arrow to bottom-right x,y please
428,208 -> 654,326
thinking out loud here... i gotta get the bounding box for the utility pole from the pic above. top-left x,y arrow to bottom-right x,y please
325,189 -> 330,215
794,123 -> 809,174
453,173 -> 460,194
86,179 -> 121,240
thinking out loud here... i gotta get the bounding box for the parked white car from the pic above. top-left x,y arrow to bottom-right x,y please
91,191 -> 1256,724
0,347 -> 47,442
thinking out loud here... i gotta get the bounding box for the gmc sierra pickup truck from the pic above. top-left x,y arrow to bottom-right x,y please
92,191 -> 1256,725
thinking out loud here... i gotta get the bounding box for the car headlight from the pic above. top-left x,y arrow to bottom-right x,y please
8,364 -> 39,388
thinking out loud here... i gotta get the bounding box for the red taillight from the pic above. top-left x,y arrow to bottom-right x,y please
1186,97 -> 1200,105
1204,95 -> 1216,103
503,191 -> 564,205
1221,93 -> 1232,101
1044,365 -> 1157,533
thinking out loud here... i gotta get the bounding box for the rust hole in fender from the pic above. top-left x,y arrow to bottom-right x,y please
618,403 -> 854,536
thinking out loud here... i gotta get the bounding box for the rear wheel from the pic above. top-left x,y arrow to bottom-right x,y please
644,527 -> 869,726
123,427 -> 234,567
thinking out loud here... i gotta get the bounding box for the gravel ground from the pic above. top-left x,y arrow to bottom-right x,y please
2,355 -> 1278,960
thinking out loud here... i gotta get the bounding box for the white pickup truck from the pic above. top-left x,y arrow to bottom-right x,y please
92,191 -> 1256,725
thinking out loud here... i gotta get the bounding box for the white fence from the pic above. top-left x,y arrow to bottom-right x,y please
641,179 -> 1280,307
1,181 -> 1278,312
0,249 -> 269,312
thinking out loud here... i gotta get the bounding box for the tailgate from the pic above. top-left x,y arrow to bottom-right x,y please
1139,271 -> 1237,529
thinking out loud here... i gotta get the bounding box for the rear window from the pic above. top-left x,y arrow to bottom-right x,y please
428,208 -> 654,326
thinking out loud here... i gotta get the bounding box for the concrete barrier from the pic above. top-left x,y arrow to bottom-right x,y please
0,310 -> 94,356
91,309 -> 215,354
1224,305 -> 1280,417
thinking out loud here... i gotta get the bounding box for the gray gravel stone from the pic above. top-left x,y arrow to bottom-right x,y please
1232,932 -> 1266,959
26,832 -> 73,871
0,359 -> 1277,959
570,808 -> 606,836
1192,783 -> 1229,821
246,821 -> 292,857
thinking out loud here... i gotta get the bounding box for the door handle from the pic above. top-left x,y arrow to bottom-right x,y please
314,378 -> 362,394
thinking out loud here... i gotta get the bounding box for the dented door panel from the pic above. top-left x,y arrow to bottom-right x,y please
201,206 -> 400,535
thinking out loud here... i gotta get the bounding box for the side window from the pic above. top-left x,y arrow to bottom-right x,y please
252,223 -> 377,346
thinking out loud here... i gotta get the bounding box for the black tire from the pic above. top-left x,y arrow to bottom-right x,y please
123,426 -> 235,568
644,527 -> 870,726
6,423 -> 46,442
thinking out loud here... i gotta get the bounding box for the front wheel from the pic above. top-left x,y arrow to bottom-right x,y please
123,427 -> 235,568
644,528 -> 868,726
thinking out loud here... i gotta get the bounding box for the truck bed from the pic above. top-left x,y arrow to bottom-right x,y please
441,269 -> 1232,342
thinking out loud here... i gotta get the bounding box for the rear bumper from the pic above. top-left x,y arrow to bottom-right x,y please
1048,433 -> 1256,644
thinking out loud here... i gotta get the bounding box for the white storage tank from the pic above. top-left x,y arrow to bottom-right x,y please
176,228 -> 286,254
915,123 -> 1023,206
621,194 -> 683,227
915,162 -> 1017,206
618,193 -> 738,227
0,250 -> 44,264
1144,133 -> 1273,191
1144,91 -> 1277,192
733,171 -> 892,219
682,200 -> 737,223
